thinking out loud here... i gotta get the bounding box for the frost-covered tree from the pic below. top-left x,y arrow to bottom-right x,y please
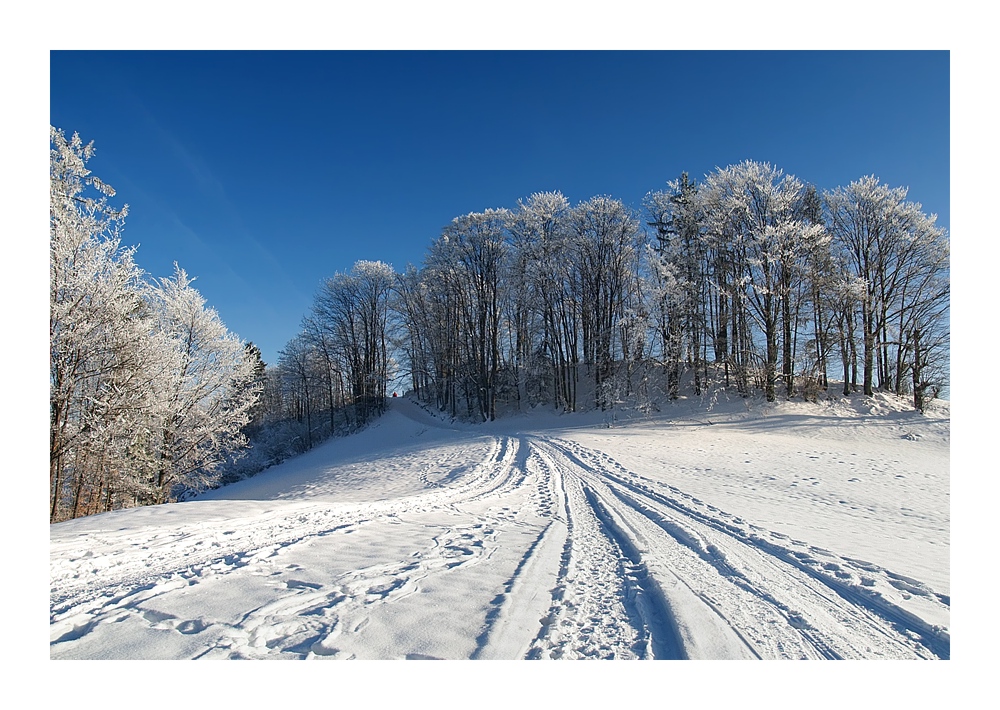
406,250 -> 465,417
643,241 -> 685,398
301,315 -> 347,433
825,176 -> 950,404
798,185 -> 836,397
702,161 -> 824,401
275,332 -> 324,449
50,127 -> 261,519
644,173 -> 709,397
433,211 -> 510,421
50,127 -> 168,519
570,196 -> 642,409
393,264 -> 436,401
507,192 -> 581,411
148,265 -> 262,502
241,342 -> 268,434
310,260 -> 396,422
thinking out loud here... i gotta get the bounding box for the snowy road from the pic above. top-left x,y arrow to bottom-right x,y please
50,395 -> 949,660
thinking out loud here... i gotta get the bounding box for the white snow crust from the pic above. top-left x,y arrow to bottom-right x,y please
49,392 -> 954,699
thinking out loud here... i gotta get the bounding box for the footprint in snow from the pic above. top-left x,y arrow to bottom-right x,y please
366,578 -> 406,598
176,619 -> 210,635
286,579 -> 322,590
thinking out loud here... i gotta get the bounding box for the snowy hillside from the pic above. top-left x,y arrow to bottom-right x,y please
50,390 -> 949,665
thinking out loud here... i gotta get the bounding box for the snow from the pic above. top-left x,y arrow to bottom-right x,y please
48,391 -> 958,700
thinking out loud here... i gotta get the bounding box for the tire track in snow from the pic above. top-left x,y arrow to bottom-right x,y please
540,435 -> 947,659
530,438 -> 762,660
555,435 -> 950,620
524,444 -> 654,660
591,445 -> 948,658
579,485 -> 687,659
471,442 -> 566,659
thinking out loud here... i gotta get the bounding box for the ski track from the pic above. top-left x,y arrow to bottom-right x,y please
51,419 -> 949,660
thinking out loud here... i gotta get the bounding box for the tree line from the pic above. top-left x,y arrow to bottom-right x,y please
397,161 -> 950,420
51,125 -> 949,520
248,161 -> 950,476
256,159 -> 947,453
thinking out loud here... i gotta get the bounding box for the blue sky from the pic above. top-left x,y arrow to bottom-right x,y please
49,50 -> 949,367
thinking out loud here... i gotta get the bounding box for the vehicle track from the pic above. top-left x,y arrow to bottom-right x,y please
524,444 -> 652,659
532,435 -> 948,659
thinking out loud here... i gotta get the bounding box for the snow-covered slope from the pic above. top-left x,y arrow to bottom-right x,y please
50,392 -> 949,662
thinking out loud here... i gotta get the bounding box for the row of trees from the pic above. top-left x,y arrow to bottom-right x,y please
263,261 -> 395,448
649,164 -> 945,411
50,127 -> 262,521
388,165 -> 948,420
259,160 -> 947,442
210,261 -> 399,484
395,194 -> 648,418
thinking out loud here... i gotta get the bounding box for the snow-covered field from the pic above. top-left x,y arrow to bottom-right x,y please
48,390 -> 961,701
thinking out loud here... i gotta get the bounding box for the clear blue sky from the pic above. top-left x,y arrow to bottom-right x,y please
49,50 -> 949,368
